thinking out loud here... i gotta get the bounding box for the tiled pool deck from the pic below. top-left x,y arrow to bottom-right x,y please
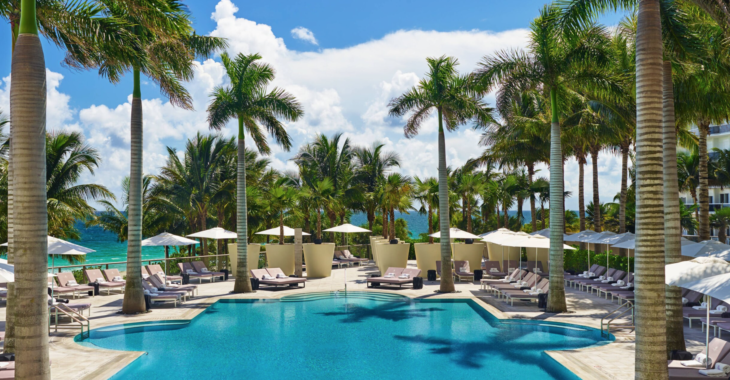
3,261 -> 700,380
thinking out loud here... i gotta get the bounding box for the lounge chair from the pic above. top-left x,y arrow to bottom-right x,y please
101,269 -> 126,285
191,261 -> 225,281
141,279 -> 186,303
48,295 -> 91,317
684,299 -> 729,328
481,261 -> 506,278
584,270 -> 627,293
593,273 -> 634,298
48,276 -> 78,299
341,250 -> 369,265
250,268 -> 306,289
453,260 -> 474,282
502,280 -> 550,306
715,322 -> 730,338
574,268 -> 618,291
145,264 -> 182,284
486,273 -> 539,295
55,272 -> 94,299
668,338 -> 730,379
480,269 -> 527,290
684,290 -> 704,306
333,251 -> 353,268
148,274 -> 198,297
178,263 -> 214,283
366,267 -> 422,288
568,266 -> 607,288
84,269 -> 125,295
564,264 -> 601,285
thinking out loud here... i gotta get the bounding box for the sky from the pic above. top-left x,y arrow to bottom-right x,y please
0,0 -> 628,211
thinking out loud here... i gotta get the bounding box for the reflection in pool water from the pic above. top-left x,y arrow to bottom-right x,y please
76,292 -> 611,379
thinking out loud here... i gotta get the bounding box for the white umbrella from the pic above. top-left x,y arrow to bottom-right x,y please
142,232 -> 199,283
564,230 -> 599,242
481,229 -> 519,274
681,240 -> 730,259
579,231 -> 616,273
323,224 -> 371,233
530,228 -> 550,238
592,232 -> 634,272
666,258 -> 730,369
429,227 -> 481,240
187,227 -> 237,240
256,226 -> 311,236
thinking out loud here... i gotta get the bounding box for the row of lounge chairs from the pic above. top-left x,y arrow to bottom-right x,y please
481,260 -> 548,278
563,264 -> 636,305
481,269 -> 549,306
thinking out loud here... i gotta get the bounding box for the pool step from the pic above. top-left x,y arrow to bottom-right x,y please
280,291 -> 410,303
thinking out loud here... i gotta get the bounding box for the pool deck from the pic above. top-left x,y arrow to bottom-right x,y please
1,260 -> 705,379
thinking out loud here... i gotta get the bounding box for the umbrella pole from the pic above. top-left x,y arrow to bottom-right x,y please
707,294 -> 711,369
164,246 -> 168,284
51,254 -> 55,300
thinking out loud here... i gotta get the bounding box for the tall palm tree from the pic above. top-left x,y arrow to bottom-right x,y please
382,173 -> 413,240
207,52 -> 303,293
474,5 -> 613,312
414,176 -> 439,242
388,56 -> 494,293
265,177 -> 300,244
107,1 -> 227,314
10,0 -> 49,376
354,143 -> 401,231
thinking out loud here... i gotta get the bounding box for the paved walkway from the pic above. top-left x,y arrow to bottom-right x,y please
0,261 -> 667,380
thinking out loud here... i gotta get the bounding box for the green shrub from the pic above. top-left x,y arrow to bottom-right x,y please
564,249 -> 634,273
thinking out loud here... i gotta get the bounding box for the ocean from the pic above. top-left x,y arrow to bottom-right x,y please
30,210 -> 534,268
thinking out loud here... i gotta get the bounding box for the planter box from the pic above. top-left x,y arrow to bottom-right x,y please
453,243 -> 486,273
414,243 -> 442,275
303,243 -> 335,278
369,237 -> 388,264
265,244 -> 295,276
375,243 -> 410,275
227,243 -> 261,277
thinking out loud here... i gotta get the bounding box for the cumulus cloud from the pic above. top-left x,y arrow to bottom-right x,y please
290,27 -> 318,45
0,0 -> 626,211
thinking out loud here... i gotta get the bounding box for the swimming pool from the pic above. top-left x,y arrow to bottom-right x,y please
76,292 -> 612,379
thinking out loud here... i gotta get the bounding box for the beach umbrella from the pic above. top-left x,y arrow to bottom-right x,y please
495,233 -> 576,284
142,232 -> 199,283
256,226 -> 311,236
482,229 -> 519,274
611,237 -> 695,274
429,227 -> 481,240
666,258 -> 730,369
323,224 -> 371,233
530,228 -> 550,238
579,232 -> 616,273
681,240 -> 730,260
564,230 -> 599,242
592,232 -> 634,273
187,227 -> 238,269
323,224 -> 371,291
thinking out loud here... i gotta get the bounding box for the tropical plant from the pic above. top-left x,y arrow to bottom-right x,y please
473,5 -> 613,312
207,52 -> 303,293
354,143 -> 401,231
711,207 -> 730,244
388,55 -> 494,292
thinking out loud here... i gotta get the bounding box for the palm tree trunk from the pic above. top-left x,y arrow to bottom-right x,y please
528,163 -> 537,232
279,212 -> 284,245
540,201 -> 545,230
122,68 -> 147,313
466,198 -> 472,232
663,60 -> 685,353
317,209 -> 322,240
389,207 -> 395,240
12,5 -> 51,375
428,204 -> 434,244
496,207 -> 501,228
634,1 -> 668,377
698,122 -> 710,241
590,147 -> 601,232
578,154 -> 586,231
367,209 -> 374,232
503,203 -> 508,229
340,214 -> 346,246
382,208 -> 388,237
233,117 -> 253,293
516,196 -> 524,230
620,142 -> 629,234
437,108 -> 454,292
5,90 -> 14,355
547,89 -> 567,313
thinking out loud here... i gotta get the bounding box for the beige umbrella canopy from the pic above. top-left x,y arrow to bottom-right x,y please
323,224 -> 371,233
256,226 -> 311,236
187,227 -> 237,240
429,227 -> 481,240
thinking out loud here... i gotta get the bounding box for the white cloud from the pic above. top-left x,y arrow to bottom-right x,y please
291,27 -> 318,45
0,0 -> 627,212
0,69 -> 75,132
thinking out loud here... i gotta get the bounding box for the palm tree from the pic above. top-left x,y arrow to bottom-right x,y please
382,173 -> 412,240
207,52 -> 303,293
105,1 -> 227,314
265,177 -> 299,244
414,176 -> 439,242
45,131 -> 116,239
711,207 -> 730,244
97,176 -> 171,242
354,143 -> 401,231
474,5 -> 613,312
388,56 -> 494,293
677,151 -> 704,221
9,0 -> 50,375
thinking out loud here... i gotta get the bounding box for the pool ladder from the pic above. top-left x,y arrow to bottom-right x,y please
600,301 -> 634,338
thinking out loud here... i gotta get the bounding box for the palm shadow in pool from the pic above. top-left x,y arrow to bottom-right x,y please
317,301 -> 445,323
394,328 -> 598,369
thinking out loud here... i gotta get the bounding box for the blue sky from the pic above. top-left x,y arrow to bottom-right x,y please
0,0 -> 627,210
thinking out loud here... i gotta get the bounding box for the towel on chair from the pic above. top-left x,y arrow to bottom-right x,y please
276,273 -> 287,279
398,274 -> 410,279
262,274 -> 275,280
113,276 -> 124,282
490,268 -> 499,273
693,302 -> 708,310
716,363 -> 730,375
384,273 -> 395,278
681,353 -> 710,368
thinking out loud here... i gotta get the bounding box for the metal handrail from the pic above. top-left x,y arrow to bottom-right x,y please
50,303 -> 90,334
601,302 -> 635,337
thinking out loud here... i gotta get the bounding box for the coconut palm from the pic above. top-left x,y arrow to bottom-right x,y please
474,5 -> 613,312
677,151 -> 704,220
207,52 -> 303,293
353,143 -> 401,231
382,173 -> 413,240
388,55 -> 494,292
414,176 -> 439,242
265,177 -> 300,244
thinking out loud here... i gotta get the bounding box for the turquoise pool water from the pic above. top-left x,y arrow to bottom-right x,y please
76,292 -> 610,379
